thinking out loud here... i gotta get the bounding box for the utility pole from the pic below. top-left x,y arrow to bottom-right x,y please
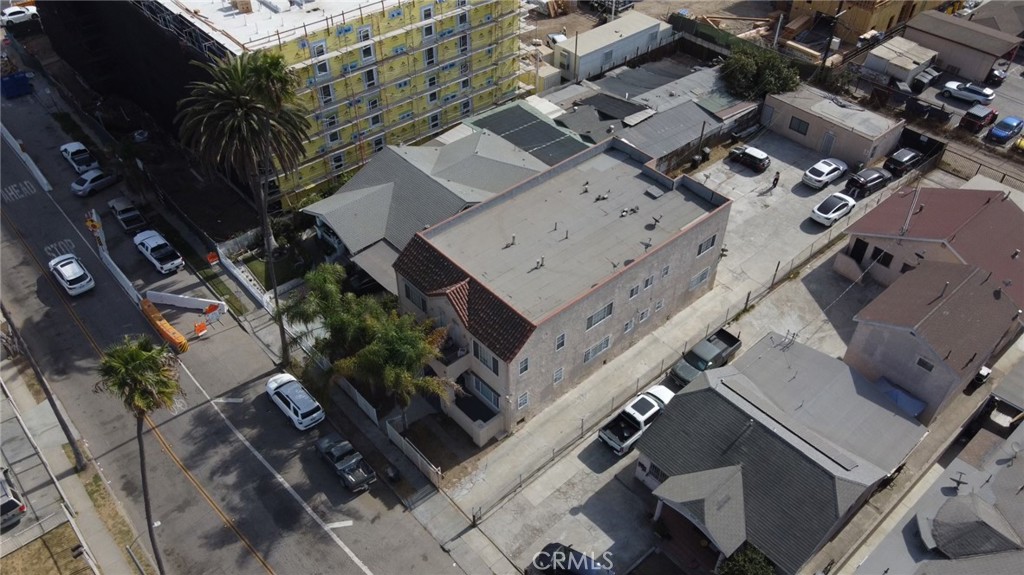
817,1 -> 846,78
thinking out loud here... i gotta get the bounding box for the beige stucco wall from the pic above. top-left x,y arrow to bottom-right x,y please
843,236 -> 961,287
903,29 -> 999,82
789,1 -> 944,44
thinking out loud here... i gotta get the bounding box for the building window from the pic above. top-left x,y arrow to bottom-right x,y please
456,0 -> 467,7
423,24 -> 435,39
586,302 -> 613,330
461,78 -> 470,91
425,46 -> 437,66
689,267 -> 710,290
624,319 -> 633,333
373,136 -> 385,152
518,392 -> 529,410
361,44 -> 375,61
553,367 -> 563,384
917,357 -> 934,372
643,275 -> 654,290
649,463 -> 669,482
422,6 -> 433,20
323,114 -> 338,128
428,75 -> 438,88
654,300 -> 663,312
315,60 -> 330,76
629,285 -> 640,299
584,336 -> 611,363
789,116 -> 809,136
458,12 -> 469,27
697,234 -> 717,256
319,84 -> 334,104
458,34 -> 469,53
472,374 -> 499,410
396,79 -> 410,89
310,40 -> 327,58
331,153 -> 345,171
404,282 -> 427,312
369,113 -> 382,127
367,97 -> 379,111
662,265 -> 670,278
639,308 -> 650,323
363,68 -> 377,89
519,358 -> 529,375
429,113 -> 441,129
461,100 -> 471,115
327,130 -> 341,144
555,333 -> 565,351
358,26 -> 372,42
428,91 -> 439,103
870,247 -> 894,268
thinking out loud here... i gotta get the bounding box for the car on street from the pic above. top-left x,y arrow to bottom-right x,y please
811,192 -> 857,227
844,167 -> 892,199
942,81 -> 995,104
987,116 -> 1024,145
108,197 -> 148,233
1,6 -> 38,26
958,105 -> 999,134
59,142 -> 100,175
986,67 -> 1007,87
70,169 -> 118,197
1,474 -> 27,530
48,254 -> 95,296
802,158 -> 848,189
883,148 -> 923,177
727,145 -> 771,173
133,230 -> 184,274
266,374 -> 325,431
527,542 -> 614,575
315,432 -> 378,491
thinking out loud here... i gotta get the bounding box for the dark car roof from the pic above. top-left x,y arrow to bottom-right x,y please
853,168 -> 890,181
890,148 -> 921,161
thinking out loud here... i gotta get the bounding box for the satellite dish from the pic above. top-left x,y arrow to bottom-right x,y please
1012,441 -> 1022,454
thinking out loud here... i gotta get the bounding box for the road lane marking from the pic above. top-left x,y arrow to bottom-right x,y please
42,238 -> 77,260
326,520 -> 353,529
176,360 -> 375,575
1,180 -> 39,203
212,397 -> 244,404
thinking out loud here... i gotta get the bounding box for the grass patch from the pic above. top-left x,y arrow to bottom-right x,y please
51,112 -> 99,153
5,354 -> 45,404
241,250 -> 304,288
151,219 -> 249,316
0,522 -> 88,575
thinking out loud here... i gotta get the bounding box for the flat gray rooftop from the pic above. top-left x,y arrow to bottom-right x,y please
424,145 -> 716,322
771,86 -> 901,139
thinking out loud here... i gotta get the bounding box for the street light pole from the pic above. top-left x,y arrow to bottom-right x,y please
817,2 -> 847,78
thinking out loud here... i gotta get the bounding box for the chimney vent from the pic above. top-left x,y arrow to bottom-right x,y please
1014,249 -> 1021,259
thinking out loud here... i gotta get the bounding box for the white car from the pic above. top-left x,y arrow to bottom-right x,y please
266,374 -> 325,431
133,230 -> 184,274
48,254 -> 95,296
60,142 -> 100,175
811,192 -> 857,227
802,158 -> 848,189
942,81 -> 995,104
1,6 -> 38,26
70,169 -> 118,197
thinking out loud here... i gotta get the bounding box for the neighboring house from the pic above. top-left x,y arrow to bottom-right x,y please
837,185 -> 1024,309
969,0 -> 1024,39
787,0 -> 944,44
302,130 -> 549,292
464,100 -> 590,166
38,0 -> 523,206
763,85 -> 905,167
552,11 -> 675,81
635,332 -> 926,575
863,36 -> 938,83
844,261 -> 1023,424
905,10 -> 1022,82
393,138 -> 732,446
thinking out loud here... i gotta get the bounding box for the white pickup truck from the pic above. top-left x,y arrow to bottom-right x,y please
598,385 -> 675,456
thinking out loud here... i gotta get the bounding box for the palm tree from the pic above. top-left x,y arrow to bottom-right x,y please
95,335 -> 181,575
176,51 -> 310,365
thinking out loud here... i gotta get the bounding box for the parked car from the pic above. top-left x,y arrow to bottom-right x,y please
959,105 -> 999,134
987,116 -> 1023,145
1,474 -> 26,530
669,328 -> 742,387
133,230 -> 184,274
986,67 -> 1008,87
727,145 -> 771,173
266,374 -> 325,431
315,432 -> 378,492
48,254 -> 95,296
883,148 -> 923,177
942,81 -> 995,104
70,169 -> 118,197
811,192 -> 857,227
844,167 -> 892,199
59,142 -> 99,175
108,197 -> 148,233
527,543 -> 615,575
598,385 -> 674,456
802,158 -> 848,189
0,6 -> 38,26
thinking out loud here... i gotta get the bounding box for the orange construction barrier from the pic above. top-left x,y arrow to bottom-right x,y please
139,299 -> 189,353
194,320 -> 208,337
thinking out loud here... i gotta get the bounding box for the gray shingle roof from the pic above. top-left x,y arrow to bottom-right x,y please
653,466 -> 746,555
620,100 -> 722,159
907,10 -> 1021,57
930,493 -> 1023,558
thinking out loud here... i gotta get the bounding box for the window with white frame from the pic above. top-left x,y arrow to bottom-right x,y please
623,319 -> 633,333
315,60 -> 330,76
519,358 -> 529,375
458,12 -> 468,27
639,308 -> 650,323
458,35 -> 469,53
697,234 -> 717,256
331,153 -> 345,171
461,78 -> 470,91
358,26 -> 372,42
367,97 -> 379,111
461,100 -> 471,115
456,0 -> 467,7
555,333 -> 565,351
323,114 -> 338,129
654,300 -> 664,312
427,75 -> 438,88
310,40 -> 327,58
429,113 -> 441,129
518,392 -> 529,409
363,68 -> 377,88
629,285 -> 640,299
643,275 -> 654,290
553,367 -> 563,384
422,6 -> 433,20
473,341 -> 500,376
319,84 -> 334,104
689,267 -> 710,290
361,44 -> 374,62
424,46 -> 436,66
373,136 -> 385,152
369,113 -> 382,127
404,282 -> 427,312
326,130 -> 341,144
586,302 -> 613,330
428,91 -> 438,103
584,336 -> 610,363
423,23 -> 435,38
662,265 -> 670,278
472,374 -> 499,410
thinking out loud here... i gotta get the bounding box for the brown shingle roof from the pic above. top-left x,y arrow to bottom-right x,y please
855,262 -> 1021,380
846,188 -> 1024,307
394,235 -> 535,362
907,10 -> 1022,57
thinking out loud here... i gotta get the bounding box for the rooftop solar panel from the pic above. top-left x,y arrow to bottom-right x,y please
474,106 -> 587,166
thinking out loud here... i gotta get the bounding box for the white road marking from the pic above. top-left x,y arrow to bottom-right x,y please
212,397 -> 244,404
175,361 -> 374,575
326,520 -> 353,529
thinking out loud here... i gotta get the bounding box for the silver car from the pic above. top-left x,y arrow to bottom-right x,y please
802,158 -> 848,189
49,254 -> 96,296
70,169 -> 118,197
942,81 -> 995,104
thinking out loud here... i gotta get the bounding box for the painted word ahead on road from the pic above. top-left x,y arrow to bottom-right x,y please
1,180 -> 39,204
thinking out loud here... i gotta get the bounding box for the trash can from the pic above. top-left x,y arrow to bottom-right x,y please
701,147 -> 712,162
690,155 -> 701,170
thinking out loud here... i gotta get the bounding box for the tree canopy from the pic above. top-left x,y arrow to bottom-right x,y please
719,45 -> 800,100
719,543 -> 775,575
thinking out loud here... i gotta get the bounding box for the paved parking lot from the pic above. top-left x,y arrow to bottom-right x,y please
912,60 -> 1024,146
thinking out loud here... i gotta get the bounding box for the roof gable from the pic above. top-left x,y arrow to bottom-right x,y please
653,466 -> 746,555
907,10 -> 1021,56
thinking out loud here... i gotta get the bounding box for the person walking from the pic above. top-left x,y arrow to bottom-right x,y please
771,171 -> 780,189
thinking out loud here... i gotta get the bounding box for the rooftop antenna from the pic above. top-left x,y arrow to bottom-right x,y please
651,215 -> 662,227
950,471 -> 967,491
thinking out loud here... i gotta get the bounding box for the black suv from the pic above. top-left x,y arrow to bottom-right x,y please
845,167 -> 893,199
727,145 -> 771,173
883,148 -> 923,177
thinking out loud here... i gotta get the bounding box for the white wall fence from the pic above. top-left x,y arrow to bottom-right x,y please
385,417 -> 443,488
337,376 -> 380,427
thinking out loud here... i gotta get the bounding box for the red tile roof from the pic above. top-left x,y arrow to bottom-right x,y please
847,188 -> 1024,307
855,262 -> 1022,380
394,235 -> 536,362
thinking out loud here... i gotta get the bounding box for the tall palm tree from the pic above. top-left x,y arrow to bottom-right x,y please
176,51 -> 310,365
95,335 -> 181,575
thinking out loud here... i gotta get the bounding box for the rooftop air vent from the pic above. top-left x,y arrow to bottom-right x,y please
644,187 -> 664,200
